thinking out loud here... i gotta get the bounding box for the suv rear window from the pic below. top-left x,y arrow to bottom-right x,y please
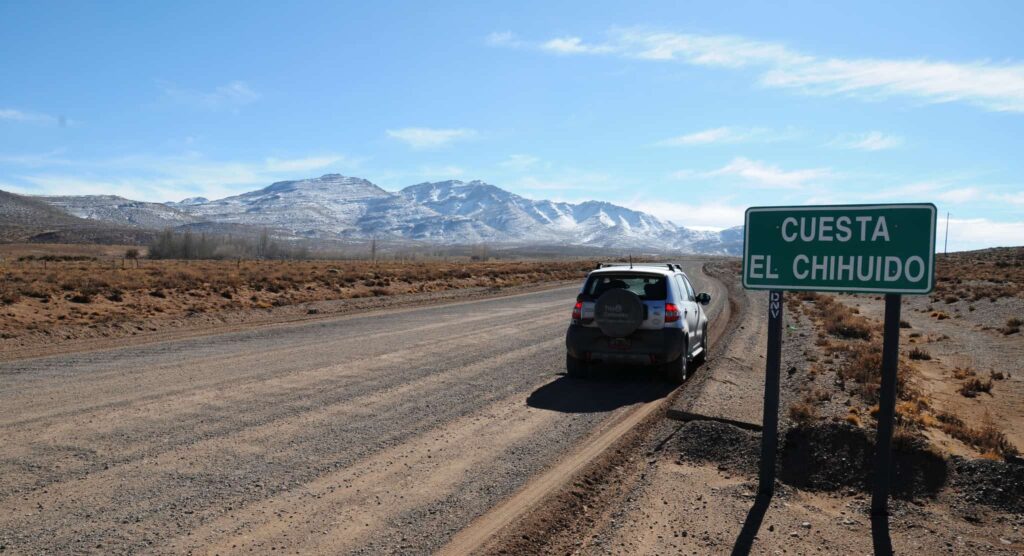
583,274 -> 667,301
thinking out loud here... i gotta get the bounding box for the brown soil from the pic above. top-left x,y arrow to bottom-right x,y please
487,255 -> 1024,555
0,247 -> 592,360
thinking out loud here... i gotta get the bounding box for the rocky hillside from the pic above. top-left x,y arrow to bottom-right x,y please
10,175 -> 744,254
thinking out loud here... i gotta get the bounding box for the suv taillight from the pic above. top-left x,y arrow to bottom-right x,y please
571,301 -> 583,322
664,303 -> 680,323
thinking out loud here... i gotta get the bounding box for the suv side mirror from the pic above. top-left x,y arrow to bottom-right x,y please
696,292 -> 711,305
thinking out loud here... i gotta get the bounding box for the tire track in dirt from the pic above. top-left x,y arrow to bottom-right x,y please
0,310 -> 566,499
442,261 -> 733,555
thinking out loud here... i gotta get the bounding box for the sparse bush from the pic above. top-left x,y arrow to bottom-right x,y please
1003,317 -> 1022,335
1,289 -> 21,305
899,320 -> 912,328
937,411 -> 1019,459
908,347 -> 932,361
789,402 -> 818,425
69,293 -> 92,304
958,377 -> 993,398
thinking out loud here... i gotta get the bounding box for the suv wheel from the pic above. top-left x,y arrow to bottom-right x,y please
694,325 -> 709,366
566,353 -> 589,379
662,339 -> 688,384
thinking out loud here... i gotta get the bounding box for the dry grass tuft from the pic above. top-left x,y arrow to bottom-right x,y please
936,411 -> 1019,459
908,347 -> 932,361
789,402 -> 818,425
958,377 -> 994,398
952,366 -> 976,380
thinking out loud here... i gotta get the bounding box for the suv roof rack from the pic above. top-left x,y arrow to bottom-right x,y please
595,262 -> 683,272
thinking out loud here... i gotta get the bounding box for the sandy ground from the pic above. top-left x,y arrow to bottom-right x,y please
0,261 -> 726,554
839,293 -> 1024,453
485,264 -> 1024,555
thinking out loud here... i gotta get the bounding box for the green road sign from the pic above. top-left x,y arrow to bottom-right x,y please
743,203 -> 937,294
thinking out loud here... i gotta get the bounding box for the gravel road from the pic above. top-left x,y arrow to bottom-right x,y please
0,262 -> 725,554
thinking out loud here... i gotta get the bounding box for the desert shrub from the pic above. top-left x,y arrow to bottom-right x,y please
1,289 -> 21,304
69,293 -> 92,303
958,377 -> 993,398
789,402 -> 818,425
952,367 -> 975,380
908,347 -> 932,361
937,411 -> 1019,459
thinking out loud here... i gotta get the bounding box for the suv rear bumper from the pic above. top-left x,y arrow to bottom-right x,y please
565,325 -> 685,366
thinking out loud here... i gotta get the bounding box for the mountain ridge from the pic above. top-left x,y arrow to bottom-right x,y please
11,174 -> 743,254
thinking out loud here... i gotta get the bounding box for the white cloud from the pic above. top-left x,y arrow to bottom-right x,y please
418,165 -> 465,177
628,200 -> 746,230
616,30 -> 809,67
0,149 -> 70,166
486,31 -> 522,48
513,172 -> 614,192
519,28 -> 1024,113
939,218 -> 1024,251
0,108 -> 55,124
541,36 -> 614,55
657,126 -> 771,146
674,157 -> 833,190
499,154 -> 541,170
7,151 -> 358,202
0,108 -> 74,126
386,127 -> 477,149
993,191 -> 1024,205
162,81 -> 260,110
760,58 -> 1024,113
831,131 -> 904,151
264,155 -> 348,173
937,187 -> 982,203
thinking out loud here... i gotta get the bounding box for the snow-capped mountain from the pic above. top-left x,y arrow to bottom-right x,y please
166,196 -> 209,207
42,195 -> 197,229
33,175 -> 743,254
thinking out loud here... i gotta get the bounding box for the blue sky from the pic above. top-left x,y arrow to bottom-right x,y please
1,0 -> 1022,250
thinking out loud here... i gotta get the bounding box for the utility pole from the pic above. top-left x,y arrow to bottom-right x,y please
943,212 -> 950,255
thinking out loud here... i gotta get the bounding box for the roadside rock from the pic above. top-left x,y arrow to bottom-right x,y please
950,456 -> 1024,513
671,420 -> 759,475
780,423 -> 948,499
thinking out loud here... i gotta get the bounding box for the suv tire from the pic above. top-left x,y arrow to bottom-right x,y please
566,353 -> 589,379
662,339 -> 688,384
694,325 -> 709,366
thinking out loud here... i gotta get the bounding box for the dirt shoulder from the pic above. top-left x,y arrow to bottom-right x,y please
494,257 -> 1024,555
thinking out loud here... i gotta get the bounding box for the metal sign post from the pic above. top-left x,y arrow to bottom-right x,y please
758,290 -> 783,497
871,294 -> 902,516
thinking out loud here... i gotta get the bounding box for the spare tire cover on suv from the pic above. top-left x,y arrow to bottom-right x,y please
594,288 -> 644,338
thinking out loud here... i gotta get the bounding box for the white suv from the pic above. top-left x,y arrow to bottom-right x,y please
565,263 -> 711,383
